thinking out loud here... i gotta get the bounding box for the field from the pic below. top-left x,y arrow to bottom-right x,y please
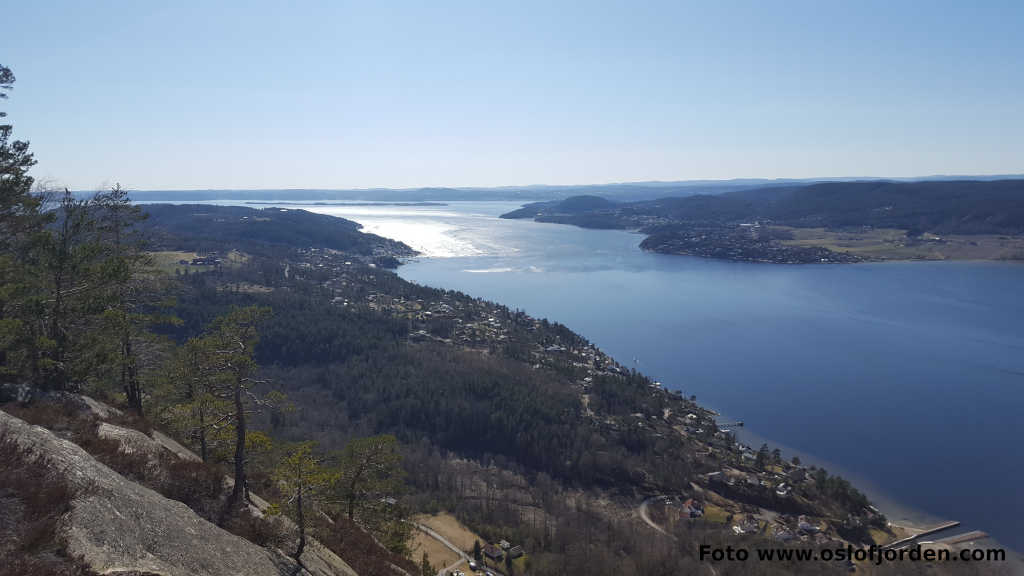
147,250 -> 249,275
776,226 -> 1024,261
147,250 -> 198,275
408,512 -> 485,571
409,528 -> 461,570
412,512 -> 484,551
701,503 -> 731,525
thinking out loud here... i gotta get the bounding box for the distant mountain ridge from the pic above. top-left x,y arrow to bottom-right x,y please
501,179 -> 1024,263
118,174 -> 1024,203
507,179 -> 1024,234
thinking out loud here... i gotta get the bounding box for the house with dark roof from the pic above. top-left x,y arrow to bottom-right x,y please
482,544 -> 504,562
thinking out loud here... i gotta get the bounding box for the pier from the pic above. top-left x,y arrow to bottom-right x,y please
883,521 -> 961,550
923,531 -> 989,546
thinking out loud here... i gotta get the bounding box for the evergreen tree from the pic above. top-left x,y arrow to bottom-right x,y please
0,63 -> 46,385
335,434 -> 404,521
272,441 -> 334,562
161,337 -> 234,462
191,305 -> 273,521
755,443 -> 770,471
91,183 -> 158,412
419,552 -> 432,576
34,189 -> 102,390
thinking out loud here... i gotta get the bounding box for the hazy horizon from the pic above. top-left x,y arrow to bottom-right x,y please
89,173 -> 1024,195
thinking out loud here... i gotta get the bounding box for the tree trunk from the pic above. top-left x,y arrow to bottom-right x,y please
198,402 -> 208,462
294,487 -> 306,561
223,378 -> 246,521
347,480 -> 357,520
122,324 -> 142,414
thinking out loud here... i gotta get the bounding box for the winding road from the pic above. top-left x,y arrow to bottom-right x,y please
636,496 -> 718,576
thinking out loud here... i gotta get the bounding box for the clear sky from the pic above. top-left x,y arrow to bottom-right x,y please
2,0 -> 1022,190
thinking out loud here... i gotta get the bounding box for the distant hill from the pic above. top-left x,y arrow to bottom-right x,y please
642,179 -> 1024,235
122,175 -> 1024,204
502,180 -> 1024,263
506,179 -> 1024,234
137,204 -> 415,258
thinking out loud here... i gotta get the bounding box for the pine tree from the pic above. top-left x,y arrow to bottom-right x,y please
272,441 -> 334,562
419,552 -> 432,576
334,434 -> 404,521
0,64 -> 43,384
91,184 -> 158,412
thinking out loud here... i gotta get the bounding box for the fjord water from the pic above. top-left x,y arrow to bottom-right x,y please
266,201 -> 1024,548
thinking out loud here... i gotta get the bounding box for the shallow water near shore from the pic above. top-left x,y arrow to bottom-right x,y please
190,199 -> 1024,552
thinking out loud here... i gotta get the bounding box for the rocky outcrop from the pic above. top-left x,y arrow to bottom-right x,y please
142,422 -> 358,576
97,422 -> 164,461
150,430 -> 201,463
0,409 -> 305,576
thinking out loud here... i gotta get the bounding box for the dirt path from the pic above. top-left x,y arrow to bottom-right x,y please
637,496 -> 673,538
411,522 -> 470,576
636,496 -> 718,576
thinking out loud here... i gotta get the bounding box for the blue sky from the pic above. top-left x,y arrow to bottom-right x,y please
2,0 -> 1022,190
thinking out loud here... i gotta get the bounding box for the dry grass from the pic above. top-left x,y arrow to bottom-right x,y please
701,503 -> 731,525
312,515 -> 420,576
0,434 -> 98,576
411,512 -> 484,553
776,226 -> 1024,261
147,249 -> 249,275
409,529 -> 461,569
147,250 -> 199,275
868,527 -> 892,546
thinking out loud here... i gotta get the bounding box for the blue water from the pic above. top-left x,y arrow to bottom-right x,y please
194,199 -> 1024,549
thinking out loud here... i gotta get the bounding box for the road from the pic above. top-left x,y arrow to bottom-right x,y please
411,522 -> 471,576
410,521 -> 512,576
637,496 -> 718,576
637,496 -> 674,539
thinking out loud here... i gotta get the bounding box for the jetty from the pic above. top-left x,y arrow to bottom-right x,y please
883,521 -> 960,550
922,531 -> 989,546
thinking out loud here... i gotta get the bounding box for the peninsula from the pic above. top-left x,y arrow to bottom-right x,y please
501,180 -> 1024,264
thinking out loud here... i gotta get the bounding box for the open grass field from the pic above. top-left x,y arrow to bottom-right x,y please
147,250 -> 198,275
412,512 -> 484,552
776,226 -> 1024,261
702,503 -> 731,525
409,529 -> 461,570
868,527 -> 892,546
147,250 -> 249,276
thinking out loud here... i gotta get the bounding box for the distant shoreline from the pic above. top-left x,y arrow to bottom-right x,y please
244,201 -> 449,207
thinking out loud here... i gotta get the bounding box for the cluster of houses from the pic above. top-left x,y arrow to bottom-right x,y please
482,539 -> 524,563
769,515 -> 834,544
285,246 -> 886,557
732,514 -> 762,535
290,248 -> 635,379
705,463 -> 807,499
657,496 -> 706,527
720,508 -> 836,543
178,252 -> 222,266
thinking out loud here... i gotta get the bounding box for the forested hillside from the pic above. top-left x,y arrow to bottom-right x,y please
505,180 -> 1024,233
503,180 -> 1024,263
139,203 -> 416,258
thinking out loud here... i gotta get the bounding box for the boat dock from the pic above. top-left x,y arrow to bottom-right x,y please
883,521 -> 961,550
922,531 -> 989,546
